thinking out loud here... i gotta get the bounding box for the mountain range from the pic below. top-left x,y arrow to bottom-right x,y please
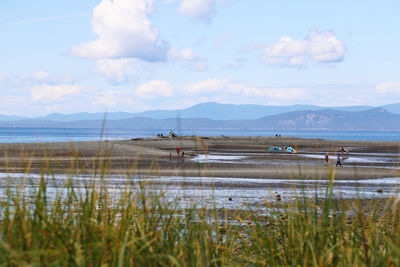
3,102 -> 400,122
1,104 -> 400,130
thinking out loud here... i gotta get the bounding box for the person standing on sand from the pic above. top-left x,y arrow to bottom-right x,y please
325,153 -> 329,166
336,154 -> 342,167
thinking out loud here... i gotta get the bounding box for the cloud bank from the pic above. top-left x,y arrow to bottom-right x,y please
376,82 -> 400,93
30,84 -> 86,103
134,78 -> 304,102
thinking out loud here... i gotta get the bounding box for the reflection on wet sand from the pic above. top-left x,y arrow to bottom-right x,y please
191,151 -> 400,168
2,172 -> 399,212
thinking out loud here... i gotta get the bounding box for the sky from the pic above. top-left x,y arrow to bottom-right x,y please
0,0 -> 400,116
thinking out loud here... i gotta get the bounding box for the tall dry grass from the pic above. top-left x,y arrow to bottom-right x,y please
1,140 -> 400,266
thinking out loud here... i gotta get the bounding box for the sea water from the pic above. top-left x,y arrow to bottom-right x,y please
0,127 -> 400,143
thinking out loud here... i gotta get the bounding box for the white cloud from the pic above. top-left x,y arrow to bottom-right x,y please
260,29 -> 346,67
167,47 -> 207,71
226,83 -> 304,100
130,80 -> 400,110
17,71 -> 78,85
134,78 -> 304,104
189,61 -> 208,71
0,74 -> 4,83
30,84 -> 85,103
184,78 -> 229,93
96,59 -> 138,85
91,90 -> 123,107
376,82 -> 400,93
32,70 -> 49,81
7,78 -> 400,116
167,47 -> 196,61
136,80 -> 174,98
70,0 -> 168,62
184,79 -> 304,100
178,0 -> 216,22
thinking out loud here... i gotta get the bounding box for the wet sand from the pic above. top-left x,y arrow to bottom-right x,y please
2,171 -> 398,211
0,136 -> 399,180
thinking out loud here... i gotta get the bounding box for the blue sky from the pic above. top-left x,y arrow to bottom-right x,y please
1,0 -> 400,116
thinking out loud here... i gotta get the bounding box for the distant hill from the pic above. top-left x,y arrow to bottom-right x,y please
0,115 -> 26,121
380,103 -> 400,114
2,107 -> 400,130
250,108 -> 400,130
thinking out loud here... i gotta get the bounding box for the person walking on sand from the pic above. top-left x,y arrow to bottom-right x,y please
336,154 -> 342,167
325,153 -> 329,166
340,146 -> 348,155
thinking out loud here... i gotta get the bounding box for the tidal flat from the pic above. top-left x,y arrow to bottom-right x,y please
2,136 -> 400,265
1,136 -> 399,208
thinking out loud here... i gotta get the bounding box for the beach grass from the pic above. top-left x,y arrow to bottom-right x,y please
1,141 -> 400,266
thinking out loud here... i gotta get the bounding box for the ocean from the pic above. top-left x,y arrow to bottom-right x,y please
0,127 -> 400,143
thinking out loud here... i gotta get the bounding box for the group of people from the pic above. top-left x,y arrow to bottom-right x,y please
325,146 -> 349,167
157,130 -> 179,139
170,147 -> 185,162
